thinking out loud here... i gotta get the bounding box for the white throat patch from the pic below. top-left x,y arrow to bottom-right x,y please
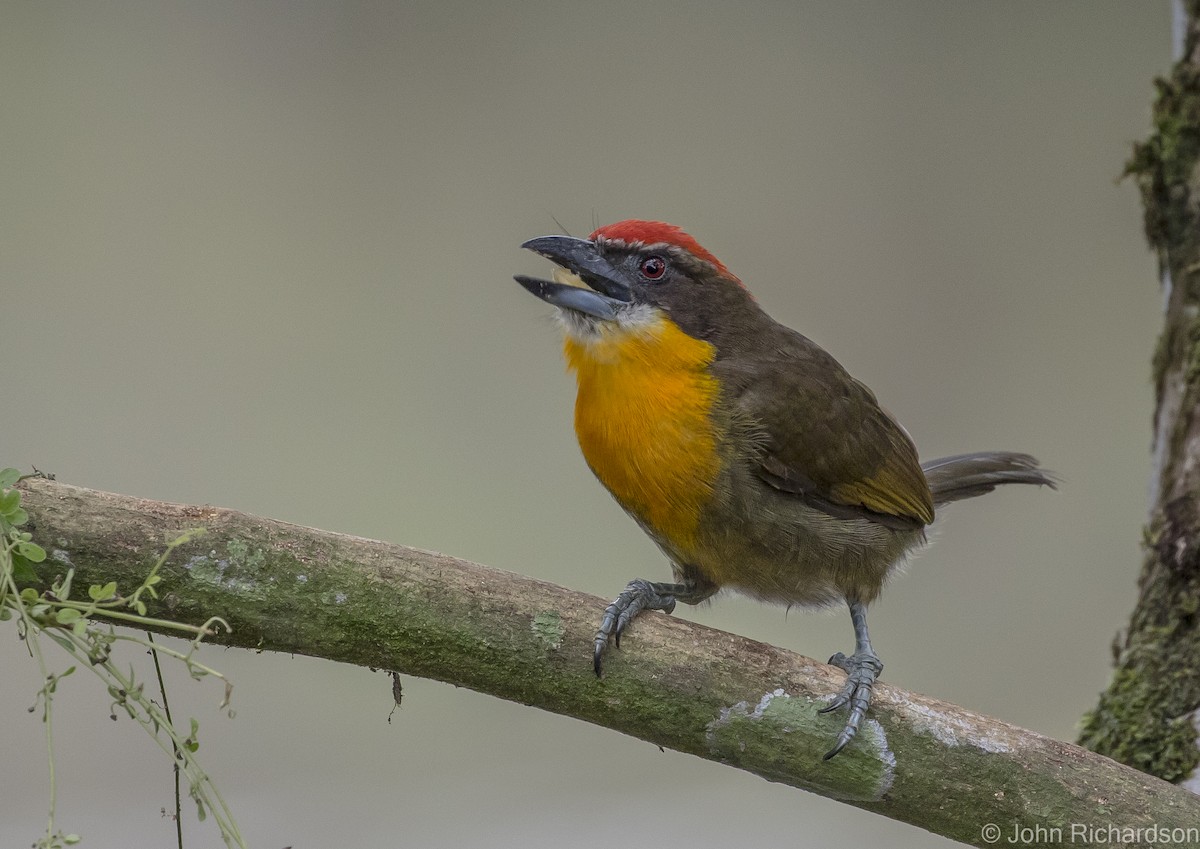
549,266 -> 663,343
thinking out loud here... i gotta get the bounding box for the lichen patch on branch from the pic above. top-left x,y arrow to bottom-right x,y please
706,688 -> 895,802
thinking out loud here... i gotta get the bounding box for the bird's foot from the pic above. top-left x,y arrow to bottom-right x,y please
593,579 -> 677,676
819,649 -> 884,760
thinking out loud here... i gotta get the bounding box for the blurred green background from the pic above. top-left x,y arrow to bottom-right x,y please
1,2 -> 1170,847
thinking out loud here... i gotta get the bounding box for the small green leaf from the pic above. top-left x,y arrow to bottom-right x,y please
45,631 -> 73,652
0,606 -> 11,620
134,600 -> 147,616
89,581 -> 118,601
72,618 -> 87,636
63,835 -> 81,845
7,507 -> 27,526
56,608 -> 82,625
0,488 -> 19,514
19,587 -> 38,602
0,468 -> 20,488
182,717 -> 202,751
11,554 -> 39,583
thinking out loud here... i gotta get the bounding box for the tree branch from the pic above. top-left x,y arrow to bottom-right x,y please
1078,0 -> 1200,786
16,478 -> 1200,848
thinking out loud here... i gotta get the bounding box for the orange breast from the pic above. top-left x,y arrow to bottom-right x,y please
564,317 -> 722,558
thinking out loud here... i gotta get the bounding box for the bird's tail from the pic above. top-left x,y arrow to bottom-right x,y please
922,452 -> 1056,508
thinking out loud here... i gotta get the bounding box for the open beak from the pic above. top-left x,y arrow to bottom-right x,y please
514,235 -> 633,320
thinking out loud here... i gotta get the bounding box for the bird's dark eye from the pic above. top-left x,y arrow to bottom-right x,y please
639,256 -> 667,281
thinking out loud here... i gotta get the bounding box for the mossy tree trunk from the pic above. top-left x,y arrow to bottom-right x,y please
1078,0 -> 1200,788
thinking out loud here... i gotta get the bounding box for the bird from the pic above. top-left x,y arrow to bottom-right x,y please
513,219 -> 1054,759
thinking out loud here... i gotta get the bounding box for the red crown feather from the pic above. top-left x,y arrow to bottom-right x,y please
590,220 -> 730,276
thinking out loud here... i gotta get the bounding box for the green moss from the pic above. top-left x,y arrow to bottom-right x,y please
183,553 -> 224,585
1150,313 -> 1200,396
530,611 -> 564,650
1079,666 -> 1200,784
225,537 -> 265,571
1079,520 -> 1200,783
1125,64 -> 1200,255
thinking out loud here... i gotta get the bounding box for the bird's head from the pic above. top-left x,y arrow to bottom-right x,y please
515,220 -> 755,346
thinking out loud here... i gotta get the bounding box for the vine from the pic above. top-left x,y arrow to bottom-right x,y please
1,468 -> 244,848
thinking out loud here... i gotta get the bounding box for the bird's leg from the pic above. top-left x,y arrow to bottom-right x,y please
819,599 -> 884,760
593,576 -> 714,676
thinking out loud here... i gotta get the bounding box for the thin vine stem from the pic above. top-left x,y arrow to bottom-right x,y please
149,632 -> 184,849
4,539 -> 63,849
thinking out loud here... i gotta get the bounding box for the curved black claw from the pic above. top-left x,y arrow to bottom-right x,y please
819,650 -> 884,760
593,579 -> 677,676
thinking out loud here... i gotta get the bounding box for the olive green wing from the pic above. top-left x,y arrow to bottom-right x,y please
720,335 -> 934,530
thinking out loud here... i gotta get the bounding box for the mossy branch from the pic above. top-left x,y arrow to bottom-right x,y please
16,478 -> 1200,848
1078,0 -> 1200,785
